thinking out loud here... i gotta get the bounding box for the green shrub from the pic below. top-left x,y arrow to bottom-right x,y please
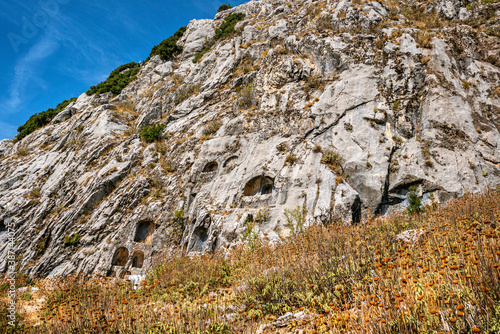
193,46 -> 211,63
206,322 -> 231,333
15,97 -> 77,143
284,206 -> 307,234
241,215 -> 260,249
107,63 -> 138,78
174,208 -> 184,220
86,62 -> 140,96
193,12 -> 245,62
255,207 -> 270,223
161,159 -> 175,173
406,186 -> 422,215
64,234 -> 81,246
140,124 -> 166,143
148,26 -> 187,61
214,12 -> 245,40
217,4 -> 232,12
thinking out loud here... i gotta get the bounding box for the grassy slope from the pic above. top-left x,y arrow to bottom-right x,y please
2,188 -> 499,333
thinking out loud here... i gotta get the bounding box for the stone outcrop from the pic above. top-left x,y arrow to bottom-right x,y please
0,0 -> 499,278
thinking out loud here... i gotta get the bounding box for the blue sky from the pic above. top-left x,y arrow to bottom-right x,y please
0,0 -> 247,140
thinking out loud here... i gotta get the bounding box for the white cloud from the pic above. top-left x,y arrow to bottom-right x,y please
1,31 -> 59,114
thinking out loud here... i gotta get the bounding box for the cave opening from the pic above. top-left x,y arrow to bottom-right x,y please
223,156 -> 238,168
203,162 -> 218,173
112,247 -> 129,266
134,221 -> 154,243
351,197 -> 361,224
190,225 -> 209,252
243,176 -> 275,196
131,251 -> 145,268
194,226 -> 208,243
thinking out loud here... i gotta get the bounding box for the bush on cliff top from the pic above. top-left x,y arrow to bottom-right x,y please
15,97 -> 77,143
217,3 -> 232,12
193,12 -> 245,63
214,12 -> 246,40
86,62 -> 140,96
147,26 -> 187,62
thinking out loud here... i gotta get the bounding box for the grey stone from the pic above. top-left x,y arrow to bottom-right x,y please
180,19 -> 215,57
395,229 -> 426,245
272,312 -> 295,327
0,0 -> 498,279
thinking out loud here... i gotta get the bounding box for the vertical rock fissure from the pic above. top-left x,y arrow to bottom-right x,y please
351,196 -> 361,224
377,146 -> 396,215
312,183 -> 321,215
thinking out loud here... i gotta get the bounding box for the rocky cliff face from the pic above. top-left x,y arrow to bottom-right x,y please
0,0 -> 499,278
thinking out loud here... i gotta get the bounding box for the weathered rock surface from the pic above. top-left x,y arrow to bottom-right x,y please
0,0 -> 499,278
395,228 -> 426,245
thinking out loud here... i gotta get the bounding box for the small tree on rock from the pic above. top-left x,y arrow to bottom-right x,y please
406,185 -> 422,215
217,4 -> 232,12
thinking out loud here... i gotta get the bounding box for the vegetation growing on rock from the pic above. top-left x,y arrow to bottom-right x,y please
147,26 -> 187,62
202,119 -> 223,137
86,62 -> 141,96
217,3 -> 232,12
214,12 -> 245,41
406,185 -> 423,215
140,123 -> 166,143
194,12 -> 245,62
64,234 -> 82,246
1,0 -> 500,332
321,149 -> 344,174
15,97 -> 76,143
6,190 -> 500,333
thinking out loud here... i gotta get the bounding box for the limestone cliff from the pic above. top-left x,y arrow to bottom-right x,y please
0,0 -> 499,278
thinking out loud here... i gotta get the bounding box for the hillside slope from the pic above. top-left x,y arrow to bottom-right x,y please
4,187 -> 500,333
0,0 -> 499,279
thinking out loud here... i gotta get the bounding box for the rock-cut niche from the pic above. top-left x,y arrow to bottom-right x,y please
132,251 -> 145,268
223,156 -> 238,168
243,176 -> 274,196
203,161 -> 218,172
112,247 -> 129,266
191,225 -> 209,252
351,197 -> 361,224
134,221 -> 154,243
0,220 -> 6,233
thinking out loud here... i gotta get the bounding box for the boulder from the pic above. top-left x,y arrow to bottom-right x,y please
180,19 -> 215,57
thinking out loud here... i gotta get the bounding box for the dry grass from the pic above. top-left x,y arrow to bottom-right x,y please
16,145 -> 31,157
492,86 -> 500,98
2,188 -> 500,333
413,30 -> 434,49
114,101 -> 138,117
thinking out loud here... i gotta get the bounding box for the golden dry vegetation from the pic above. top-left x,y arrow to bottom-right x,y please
2,188 -> 500,333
